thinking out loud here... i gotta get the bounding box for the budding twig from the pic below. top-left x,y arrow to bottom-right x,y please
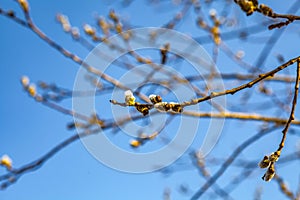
182,56 -> 300,107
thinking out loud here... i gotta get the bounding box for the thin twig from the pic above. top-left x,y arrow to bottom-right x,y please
182,56 -> 300,107
190,127 -> 278,200
182,111 -> 300,125
273,175 -> 295,199
277,61 -> 300,153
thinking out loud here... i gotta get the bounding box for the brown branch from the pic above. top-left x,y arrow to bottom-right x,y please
277,61 -> 300,152
182,56 -> 300,107
258,61 -> 300,182
182,111 -> 300,125
110,57 -> 300,117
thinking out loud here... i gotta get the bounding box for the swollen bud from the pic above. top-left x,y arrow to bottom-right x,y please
262,163 -> 275,182
124,90 -> 135,106
258,155 -> 270,168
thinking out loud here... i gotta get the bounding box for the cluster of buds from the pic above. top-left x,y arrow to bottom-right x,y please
98,17 -> 110,36
21,76 -> 37,97
196,9 -> 222,45
258,151 -> 280,181
0,154 -> 12,170
122,91 -> 183,116
149,94 -> 183,113
207,9 -> 222,45
124,90 -> 151,116
236,1 -> 274,18
108,10 -> 123,34
56,14 -> 71,32
56,13 -> 81,39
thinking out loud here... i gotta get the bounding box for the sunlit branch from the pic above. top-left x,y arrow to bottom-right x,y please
182,56 -> 300,107
182,111 -> 300,125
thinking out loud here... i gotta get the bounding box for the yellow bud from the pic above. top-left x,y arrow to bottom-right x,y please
0,155 -> 12,170
109,10 -> 118,22
98,18 -> 109,35
127,97 -> 135,106
239,0 -> 257,16
83,24 -> 96,36
262,163 -> 275,182
130,140 -> 141,148
125,90 -> 135,106
18,0 -> 29,13
28,84 -> 36,97
98,18 -> 106,27
115,24 -> 122,33
258,156 -> 270,168
136,56 -> 144,63
211,26 -> 221,45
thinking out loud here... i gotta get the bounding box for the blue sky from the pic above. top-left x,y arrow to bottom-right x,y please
1,0 -> 300,199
